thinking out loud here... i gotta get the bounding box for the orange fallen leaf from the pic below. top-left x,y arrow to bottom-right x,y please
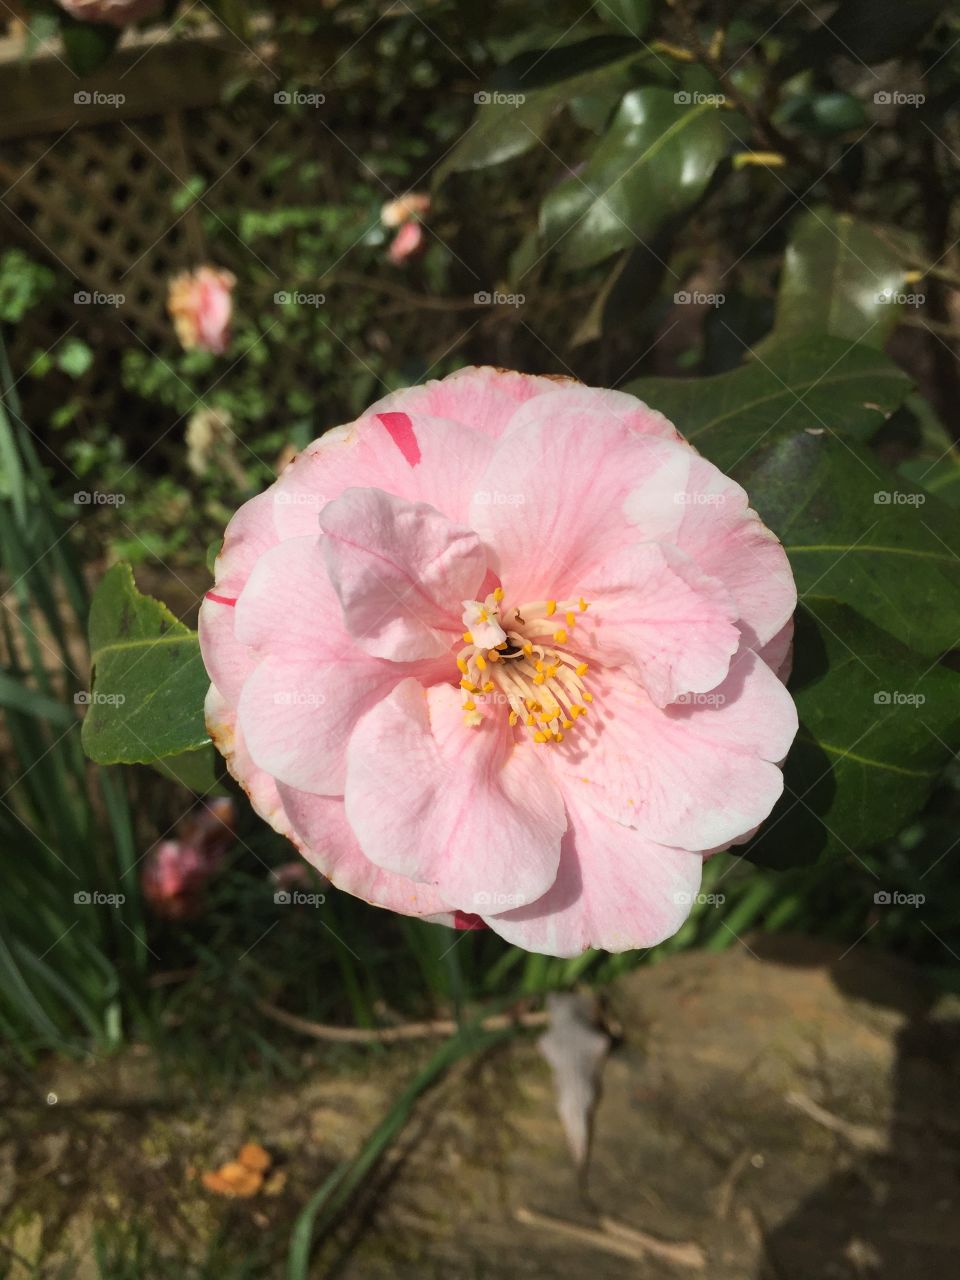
238,1142 -> 271,1172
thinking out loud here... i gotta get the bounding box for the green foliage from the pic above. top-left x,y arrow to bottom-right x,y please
83,564 -> 210,765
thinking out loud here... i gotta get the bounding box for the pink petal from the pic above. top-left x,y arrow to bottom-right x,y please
271,412 -> 494,538
628,451 -> 797,651
756,617 -> 795,683
469,415 -> 690,604
319,487 -> 486,661
233,535 -> 436,793
585,541 -> 740,706
277,783 -> 454,918
368,366 -> 581,440
483,790 -> 702,957
198,488 -> 280,703
549,648 -> 798,851
206,686 -> 451,917
344,679 -> 567,911
499,383 -> 679,444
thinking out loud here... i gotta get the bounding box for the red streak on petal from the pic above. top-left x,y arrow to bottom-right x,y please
452,911 -> 488,932
376,411 -> 421,467
205,591 -> 237,606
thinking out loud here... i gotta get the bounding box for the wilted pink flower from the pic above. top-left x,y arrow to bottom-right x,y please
167,266 -> 236,355
141,797 -> 236,919
380,192 -> 431,228
199,369 -> 797,957
387,220 -> 425,265
56,0 -> 163,26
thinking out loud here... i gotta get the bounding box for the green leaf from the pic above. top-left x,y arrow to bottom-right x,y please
56,338 -> 94,380
778,91 -> 867,136
747,599 -> 960,868
60,19 -> 120,76
490,34 -> 640,91
439,57 -> 645,178
594,0 -> 652,39
735,430 -> 960,659
540,87 -> 729,270
815,0 -> 940,64
627,334 -> 911,473
150,746 -> 224,794
82,564 -> 210,765
765,209 -> 915,349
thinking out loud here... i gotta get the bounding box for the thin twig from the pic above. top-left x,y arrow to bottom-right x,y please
255,998 -> 548,1044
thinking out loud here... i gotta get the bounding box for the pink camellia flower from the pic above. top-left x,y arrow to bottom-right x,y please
387,220 -> 425,265
199,368 -> 797,957
167,266 -> 236,356
141,797 -> 235,919
56,0 -> 164,26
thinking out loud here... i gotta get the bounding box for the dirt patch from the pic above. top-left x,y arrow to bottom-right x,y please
3,936 -> 959,1278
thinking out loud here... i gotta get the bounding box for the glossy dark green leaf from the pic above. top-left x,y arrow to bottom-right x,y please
593,0 -> 652,39
540,87 -> 729,269
765,209 -> 915,349
734,430 -> 960,659
82,564 -> 209,765
439,59 -> 644,178
627,335 -> 911,473
746,599 -> 960,868
816,0 -> 940,64
779,91 -> 868,135
490,34 -> 639,91
60,20 -> 120,77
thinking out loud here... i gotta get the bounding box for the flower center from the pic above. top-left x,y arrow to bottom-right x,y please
457,588 -> 593,744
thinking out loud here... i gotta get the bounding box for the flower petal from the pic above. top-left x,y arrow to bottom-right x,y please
271,412 -> 494,538
549,648 -> 798,850
484,790 -> 701,957
277,782 -> 454,918
344,679 -> 567,912
470,417 -> 690,604
319,488 -> 487,661
368,366 -> 580,440
585,541 -> 740,706
627,451 -> 796,650
233,535 -> 435,794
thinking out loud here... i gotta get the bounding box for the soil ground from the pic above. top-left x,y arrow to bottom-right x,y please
3,935 -> 959,1277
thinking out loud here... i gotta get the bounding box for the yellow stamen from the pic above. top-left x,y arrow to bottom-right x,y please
566,611 -> 576,627
554,731 -> 564,743
533,731 -> 549,744
487,649 -> 500,662
462,699 -> 476,711
482,681 -> 495,693
462,631 -> 473,644
475,654 -> 487,671
546,600 -> 556,616
525,715 -> 536,727
493,586 -> 504,601
456,657 -> 468,675
553,629 -> 567,644
576,662 -> 589,677
460,679 -> 476,691
533,673 -> 545,685
583,692 -> 593,703
522,642 -> 533,656
578,598 -> 588,612
508,710 -> 518,726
